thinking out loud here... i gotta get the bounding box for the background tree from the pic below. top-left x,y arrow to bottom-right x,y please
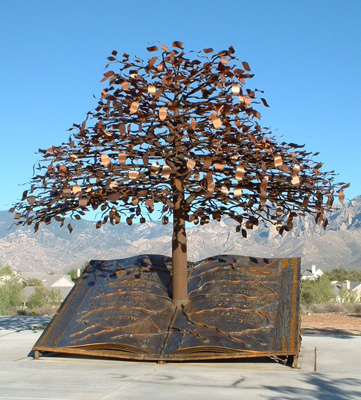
12,42 -> 347,304
67,262 -> 88,283
301,275 -> 336,308
26,285 -> 62,311
0,267 -> 24,314
326,267 -> 361,282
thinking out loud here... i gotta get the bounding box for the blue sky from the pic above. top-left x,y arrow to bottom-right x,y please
1,0 -> 360,212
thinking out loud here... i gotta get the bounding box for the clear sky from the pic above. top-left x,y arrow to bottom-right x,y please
1,0 -> 360,212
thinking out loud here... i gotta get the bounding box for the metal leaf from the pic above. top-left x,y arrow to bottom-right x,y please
212,118 -> 221,129
27,196 -> 36,205
121,81 -> 130,91
130,101 -> 139,114
260,98 -> 270,107
235,166 -> 245,181
242,61 -> 251,71
148,85 -> 156,94
79,197 -> 88,207
339,189 -> 345,204
187,159 -> 196,170
73,185 -> 81,195
129,170 -> 139,180
101,154 -> 111,167
162,165 -> 171,179
274,156 -> 283,168
232,84 -> 240,95
118,152 -> 126,164
171,41 -> 183,48
159,106 -> 167,121
174,179 -> 182,191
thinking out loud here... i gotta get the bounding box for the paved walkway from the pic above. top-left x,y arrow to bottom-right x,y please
1,316 -> 361,399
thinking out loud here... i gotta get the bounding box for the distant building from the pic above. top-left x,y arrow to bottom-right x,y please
333,280 -> 361,303
301,265 -> 324,281
18,272 -> 74,301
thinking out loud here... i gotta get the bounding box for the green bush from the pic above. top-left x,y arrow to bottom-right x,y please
27,285 -> 62,310
67,262 -> 87,282
325,267 -> 361,282
0,268 -> 24,315
300,275 -> 336,308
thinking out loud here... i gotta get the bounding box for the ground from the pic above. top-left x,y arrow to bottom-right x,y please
301,312 -> 361,336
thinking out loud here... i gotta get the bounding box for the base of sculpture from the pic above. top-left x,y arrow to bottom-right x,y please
33,254 -> 301,365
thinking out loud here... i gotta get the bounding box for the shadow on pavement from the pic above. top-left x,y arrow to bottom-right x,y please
0,315 -> 52,331
302,328 -> 360,338
265,373 -> 361,400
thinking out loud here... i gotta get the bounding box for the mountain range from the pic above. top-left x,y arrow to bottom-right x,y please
1,196 -> 361,274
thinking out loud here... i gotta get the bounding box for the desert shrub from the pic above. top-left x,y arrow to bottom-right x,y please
308,303 -> 326,313
342,303 -> 361,313
322,302 -> 348,313
353,303 -> 361,313
27,304 -> 59,316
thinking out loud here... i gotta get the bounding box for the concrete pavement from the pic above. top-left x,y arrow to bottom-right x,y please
1,316 -> 361,399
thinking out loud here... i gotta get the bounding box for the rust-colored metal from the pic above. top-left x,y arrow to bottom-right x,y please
33,254 -> 301,362
11,43 -> 347,305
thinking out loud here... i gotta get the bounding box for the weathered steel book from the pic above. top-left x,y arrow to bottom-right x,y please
33,254 -> 301,362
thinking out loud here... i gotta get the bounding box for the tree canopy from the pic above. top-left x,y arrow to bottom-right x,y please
11,42 -> 348,302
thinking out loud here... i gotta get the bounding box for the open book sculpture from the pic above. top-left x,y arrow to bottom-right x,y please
33,254 -> 301,365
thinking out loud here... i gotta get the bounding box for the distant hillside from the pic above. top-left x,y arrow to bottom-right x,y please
1,196 -> 360,274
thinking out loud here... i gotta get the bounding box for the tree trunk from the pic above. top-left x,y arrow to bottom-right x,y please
172,188 -> 188,305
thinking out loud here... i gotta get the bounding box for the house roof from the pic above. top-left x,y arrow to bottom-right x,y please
350,282 -> 361,291
19,272 -> 74,288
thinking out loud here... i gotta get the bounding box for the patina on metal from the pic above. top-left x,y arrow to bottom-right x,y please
33,254 -> 301,365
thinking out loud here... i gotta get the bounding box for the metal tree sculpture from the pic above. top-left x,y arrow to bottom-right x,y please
12,42 -> 348,304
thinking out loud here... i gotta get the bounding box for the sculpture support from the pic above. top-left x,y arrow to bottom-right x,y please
32,255 -> 301,364
172,184 -> 188,304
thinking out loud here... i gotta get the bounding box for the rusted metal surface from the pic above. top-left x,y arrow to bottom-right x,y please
33,254 -> 300,362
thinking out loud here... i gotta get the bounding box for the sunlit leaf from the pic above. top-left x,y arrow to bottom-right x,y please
129,170 -> 139,180
235,166 -> 245,181
162,165 -> 171,179
232,84 -> 240,95
148,85 -> 156,94
130,101 -> 139,114
159,106 -> 167,121
101,154 -> 111,167
274,156 -> 283,168
187,159 -> 196,170
212,117 -> 221,129
118,152 -> 126,164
